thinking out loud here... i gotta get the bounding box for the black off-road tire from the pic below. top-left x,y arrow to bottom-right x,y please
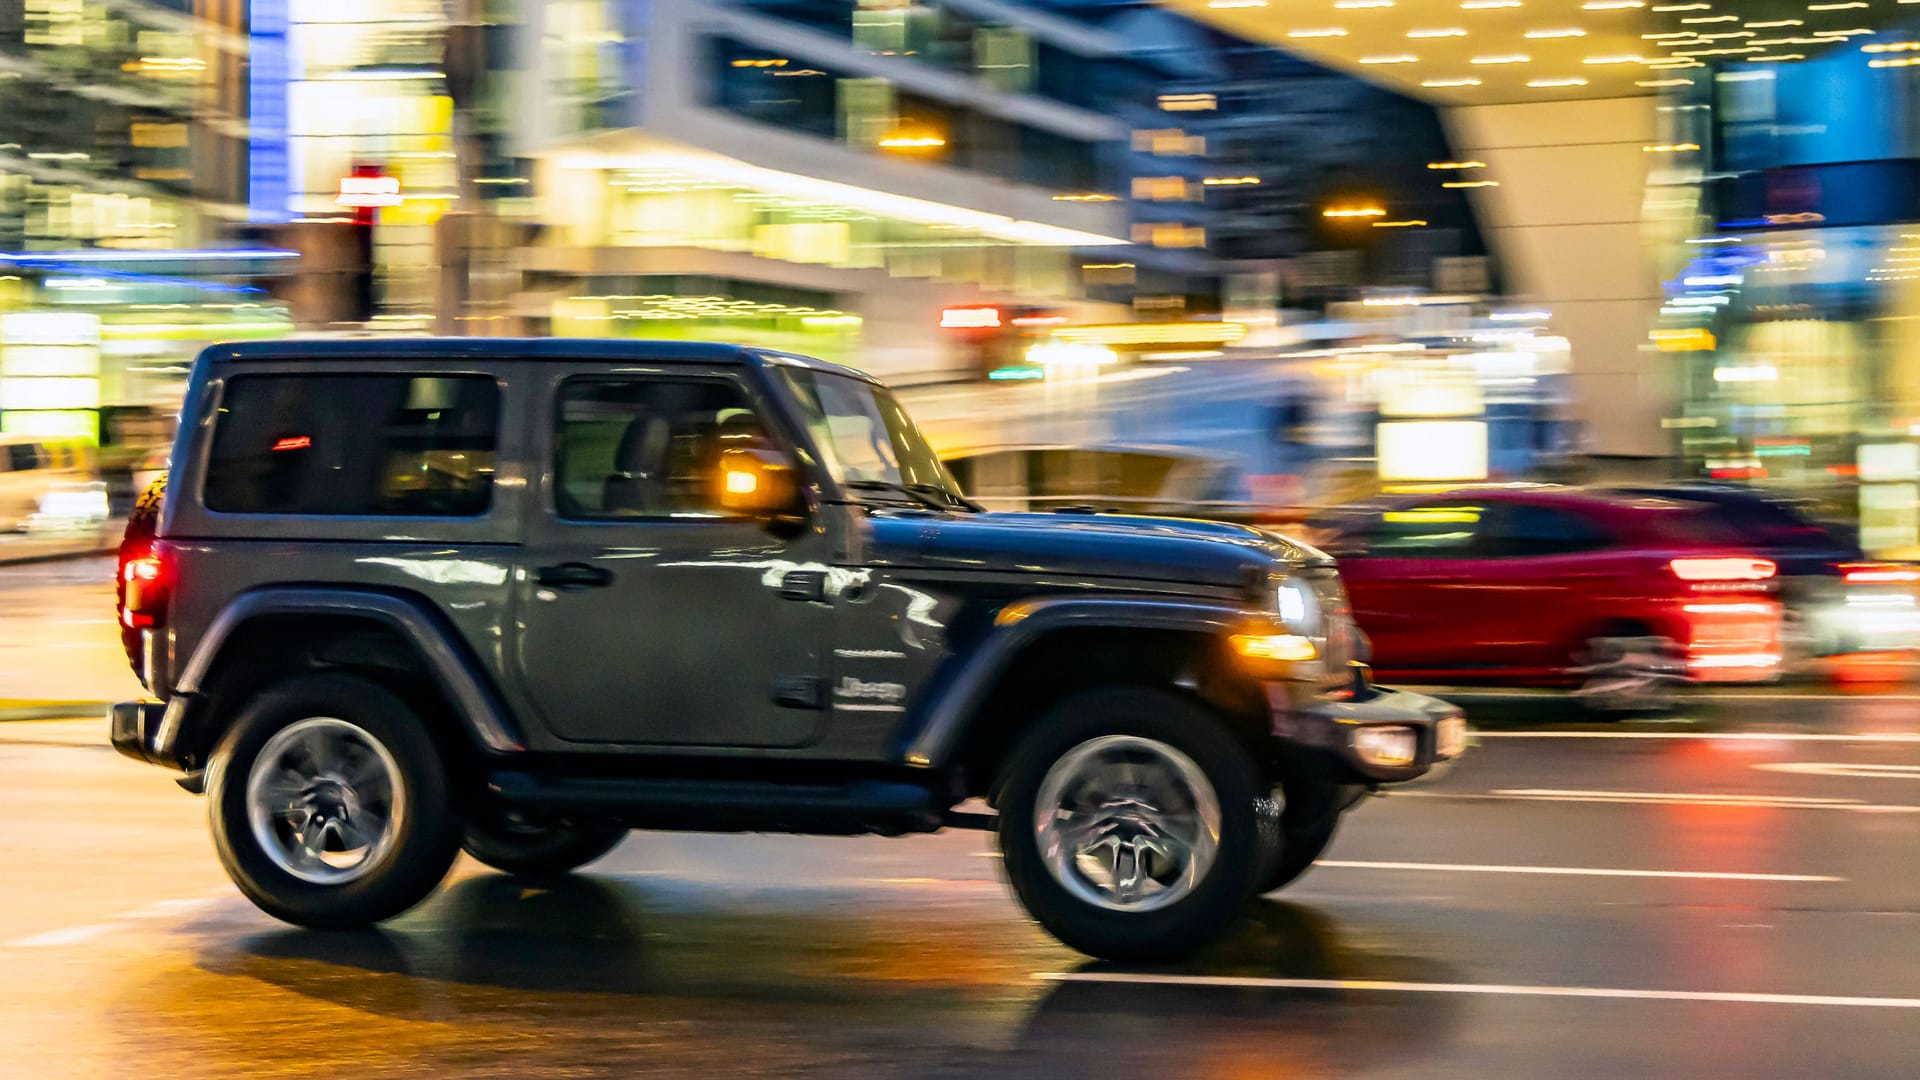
1254,814 -> 1339,894
996,686 -> 1266,962
463,816 -> 628,877
1252,777 -> 1343,894
207,674 -> 462,929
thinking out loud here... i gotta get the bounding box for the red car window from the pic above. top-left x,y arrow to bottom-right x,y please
1364,502 -> 1489,557
1641,504 -> 1747,547
1481,503 -> 1616,558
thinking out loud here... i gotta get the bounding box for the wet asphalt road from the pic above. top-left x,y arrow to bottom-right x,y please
5,692 -> 1920,1080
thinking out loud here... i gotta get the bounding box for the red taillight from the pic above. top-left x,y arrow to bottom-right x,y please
1842,562 -> 1920,585
120,554 -> 167,629
1670,557 -> 1776,582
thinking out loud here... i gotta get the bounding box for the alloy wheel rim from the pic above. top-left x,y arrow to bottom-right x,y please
245,717 -> 405,885
1032,735 -> 1222,913
1575,635 -> 1680,711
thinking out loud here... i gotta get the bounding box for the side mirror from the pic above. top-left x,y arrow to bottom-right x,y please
1320,532 -> 1367,559
718,445 -> 802,518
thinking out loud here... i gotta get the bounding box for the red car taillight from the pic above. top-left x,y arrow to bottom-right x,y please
1841,562 -> 1920,585
120,554 -> 168,629
1669,557 -> 1776,582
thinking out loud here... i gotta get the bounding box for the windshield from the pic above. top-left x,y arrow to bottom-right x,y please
776,366 -> 963,504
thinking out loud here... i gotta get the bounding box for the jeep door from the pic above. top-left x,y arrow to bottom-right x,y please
512,364 -> 833,747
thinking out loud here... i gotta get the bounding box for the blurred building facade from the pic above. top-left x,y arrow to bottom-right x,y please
0,0 -> 293,449
1647,15 -> 1920,554
504,0 -> 1159,379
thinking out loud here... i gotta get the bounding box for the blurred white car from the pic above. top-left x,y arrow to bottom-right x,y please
25,481 -> 110,534
0,436 -> 90,532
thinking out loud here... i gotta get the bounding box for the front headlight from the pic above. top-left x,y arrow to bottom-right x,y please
1276,581 -> 1321,635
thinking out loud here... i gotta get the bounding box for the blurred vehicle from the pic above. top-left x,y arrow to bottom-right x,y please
942,443 -> 1252,515
1607,484 -> 1920,660
24,481 -> 110,534
1311,487 -> 1783,709
112,338 -> 1466,963
131,447 -> 170,496
0,435 -> 90,532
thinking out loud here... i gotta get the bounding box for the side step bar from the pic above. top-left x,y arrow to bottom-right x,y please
486,772 -> 969,836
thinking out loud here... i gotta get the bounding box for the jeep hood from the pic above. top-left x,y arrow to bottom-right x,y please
865,511 -> 1327,588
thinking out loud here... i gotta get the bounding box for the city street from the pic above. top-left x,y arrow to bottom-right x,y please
1,559 -> 1919,1077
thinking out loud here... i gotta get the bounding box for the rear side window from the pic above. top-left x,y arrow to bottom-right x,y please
1643,504 -> 1748,547
1675,496 -> 1831,548
1483,503 -> 1615,558
203,374 -> 500,516
5,444 -> 43,472
1364,502 -> 1488,557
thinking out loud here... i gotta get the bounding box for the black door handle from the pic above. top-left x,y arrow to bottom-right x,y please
535,562 -> 614,589
779,569 -> 827,602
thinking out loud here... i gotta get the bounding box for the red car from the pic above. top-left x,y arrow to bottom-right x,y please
1310,488 -> 1782,706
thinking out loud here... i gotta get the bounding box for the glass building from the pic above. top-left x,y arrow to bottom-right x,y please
1651,21 -> 1920,553
511,0 -> 1141,376
0,1 -> 297,448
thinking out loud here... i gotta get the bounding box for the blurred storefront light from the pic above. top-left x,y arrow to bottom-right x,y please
1712,365 -> 1779,383
941,307 -> 1002,329
1378,421 -> 1490,483
1053,322 -> 1246,346
1026,342 -> 1118,367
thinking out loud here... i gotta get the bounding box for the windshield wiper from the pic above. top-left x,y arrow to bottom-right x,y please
843,479 -> 976,513
903,481 -> 983,513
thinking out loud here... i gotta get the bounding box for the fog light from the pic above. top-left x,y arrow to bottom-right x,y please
1353,725 -> 1419,768
1436,716 -> 1468,759
1231,633 -> 1318,662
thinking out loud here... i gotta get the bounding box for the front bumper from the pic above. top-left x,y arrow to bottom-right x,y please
1268,670 -> 1467,783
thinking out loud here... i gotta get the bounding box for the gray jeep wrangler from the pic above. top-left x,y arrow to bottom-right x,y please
112,338 -> 1466,961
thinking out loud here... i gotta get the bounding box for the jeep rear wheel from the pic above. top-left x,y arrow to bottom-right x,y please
462,813 -> 627,877
996,686 -> 1264,962
207,674 -> 460,928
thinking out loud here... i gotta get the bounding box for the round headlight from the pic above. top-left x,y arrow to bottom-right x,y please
1276,581 -> 1321,634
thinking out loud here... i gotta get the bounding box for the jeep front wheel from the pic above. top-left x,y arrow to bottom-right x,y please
996,686 -> 1264,962
462,813 -> 627,877
207,674 -> 461,928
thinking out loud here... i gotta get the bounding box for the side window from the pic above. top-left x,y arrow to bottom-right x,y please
1364,502 -> 1489,557
204,374 -> 499,516
1485,504 -> 1615,558
554,376 -> 765,520
5,444 -> 40,472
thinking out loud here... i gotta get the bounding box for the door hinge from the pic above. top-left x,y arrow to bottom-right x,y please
771,675 -> 825,710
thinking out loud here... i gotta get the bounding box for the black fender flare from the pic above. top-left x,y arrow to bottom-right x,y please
898,596 -> 1252,771
157,587 -> 525,762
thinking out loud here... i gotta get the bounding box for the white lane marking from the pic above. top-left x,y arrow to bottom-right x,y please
1314,860 -> 1843,883
834,704 -> 906,713
1755,762 -> 1920,780
1496,788 -> 1854,804
1475,731 -> 1920,743
1413,689 -> 1920,703
3,897 -> 218,950
1393,790 -> 1920,813
1035,972 -> 1920,1009
10,923 -> 120,948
